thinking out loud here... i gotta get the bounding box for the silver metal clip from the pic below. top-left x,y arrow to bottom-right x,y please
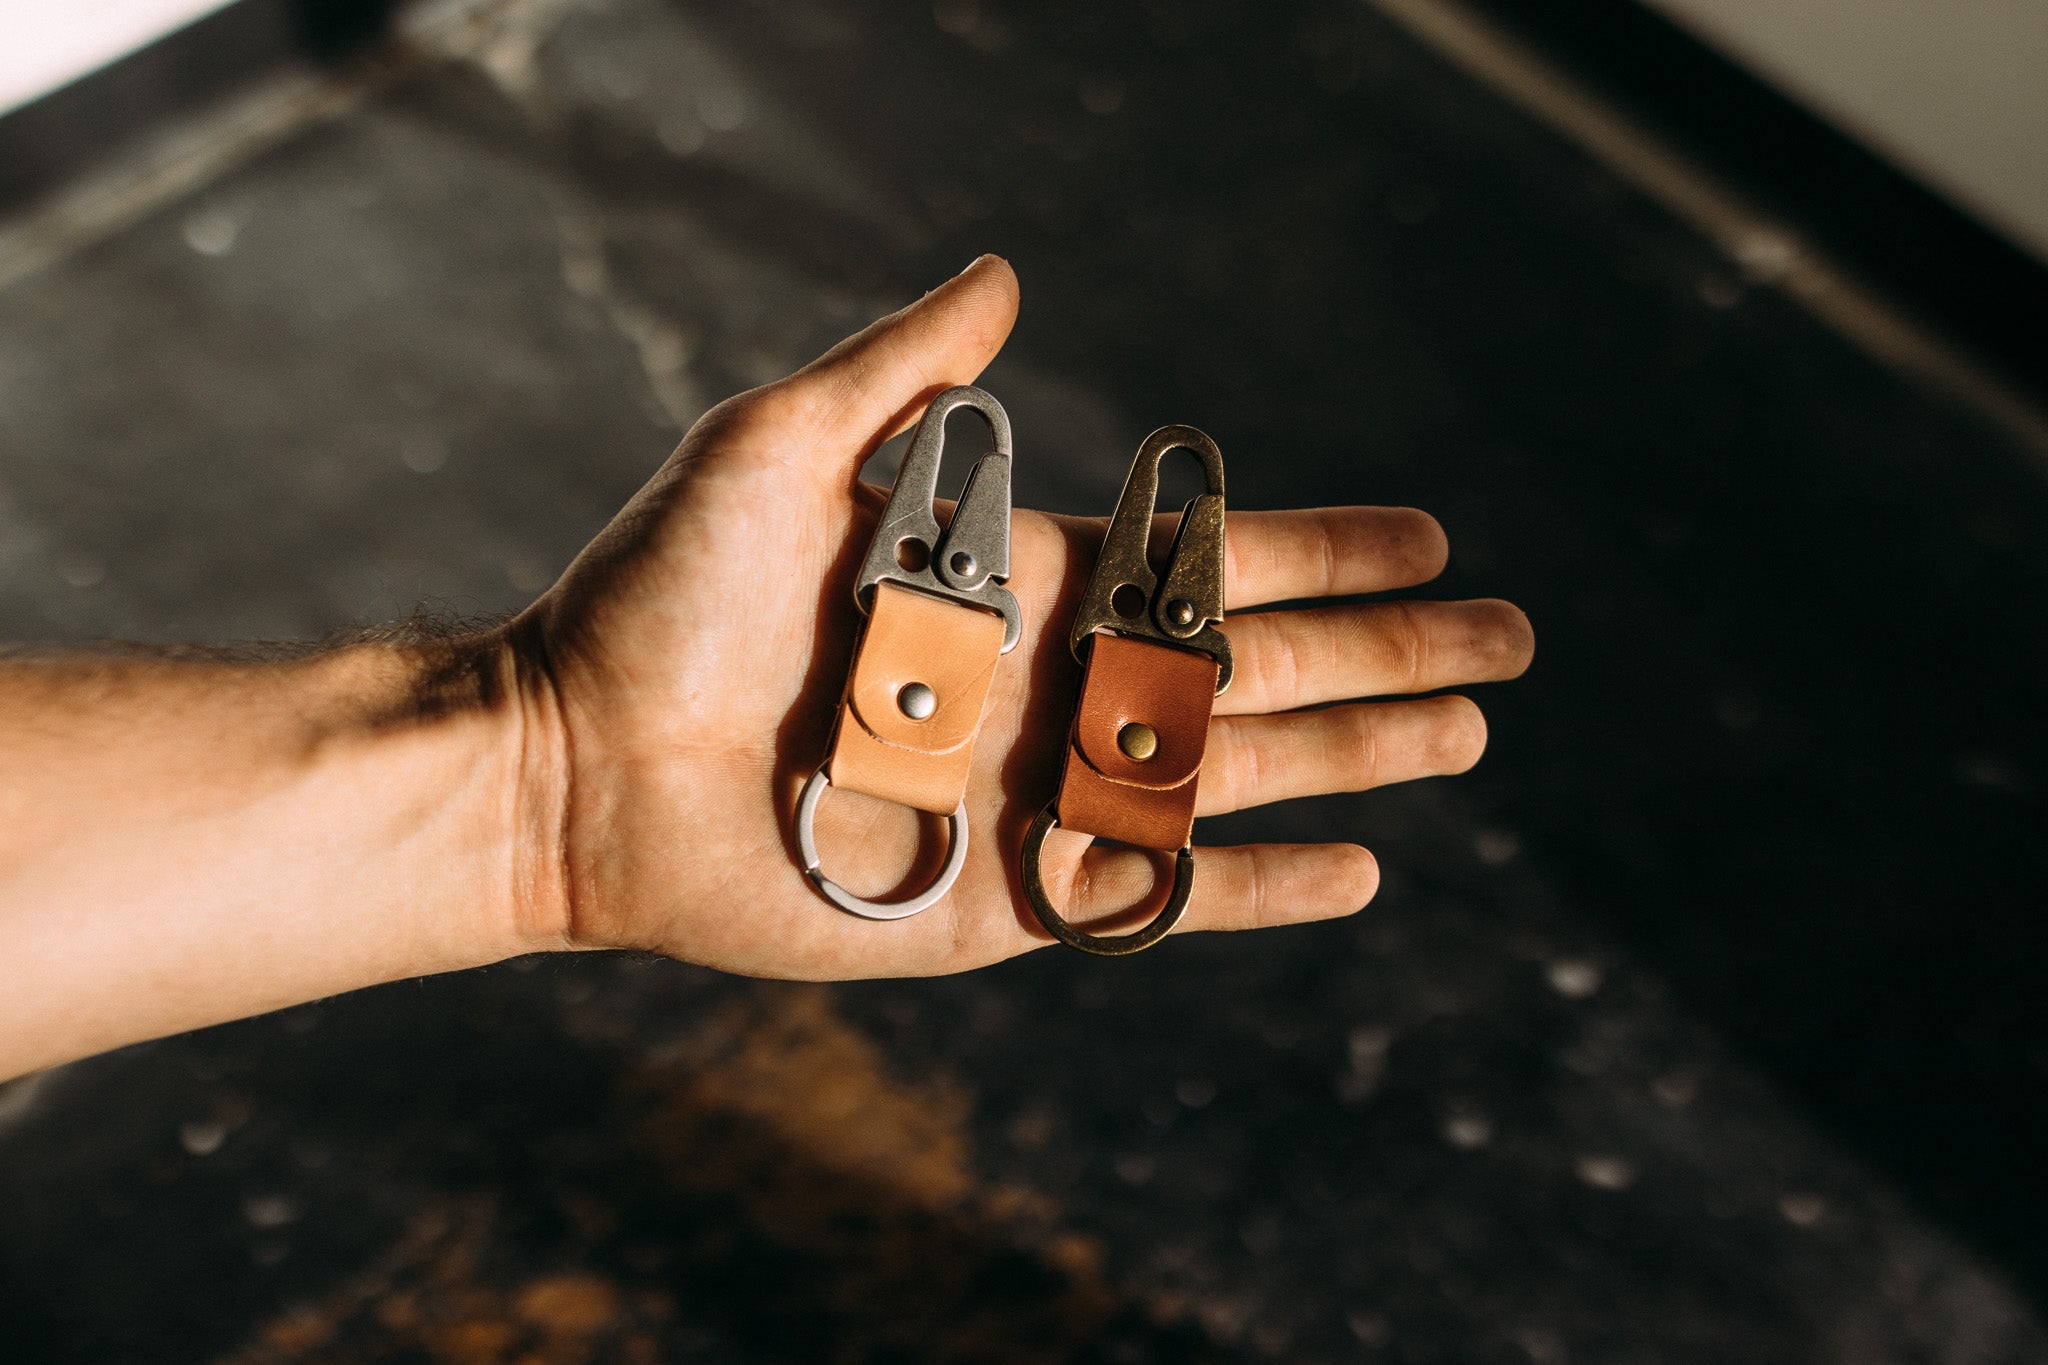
855,385 -> 1022,653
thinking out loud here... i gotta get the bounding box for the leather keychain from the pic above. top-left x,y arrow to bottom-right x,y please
1022,425 -> 1230,954
797,385 -> 1022,919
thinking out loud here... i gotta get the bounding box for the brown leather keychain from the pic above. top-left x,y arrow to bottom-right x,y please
797,385 -> 1021,919
1022,425 -> 1230,954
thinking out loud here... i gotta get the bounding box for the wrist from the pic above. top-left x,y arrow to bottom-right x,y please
488,614 -> 576,957
300,624 -> 574,968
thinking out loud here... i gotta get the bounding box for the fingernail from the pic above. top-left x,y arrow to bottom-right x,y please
957,253 -> 991,277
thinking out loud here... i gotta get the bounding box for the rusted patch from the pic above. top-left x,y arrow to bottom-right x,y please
632,984 -> 979,1215
214,985 -> 1224,1363
213,1202 -> 664,1365
619,984 -> 1208,1360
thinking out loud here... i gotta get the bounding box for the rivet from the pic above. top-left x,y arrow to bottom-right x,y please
1118,722 -> 1159,762
1165,598 -> 1196,628
949,550 -> 978,579
898,682 -> 937,721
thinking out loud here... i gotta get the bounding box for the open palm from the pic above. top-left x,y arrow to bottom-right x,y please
513,257 -> 1532,979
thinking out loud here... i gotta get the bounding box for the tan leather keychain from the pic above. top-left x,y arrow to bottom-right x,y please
1022,425 -> 1230,954
797,385 -> 1021,919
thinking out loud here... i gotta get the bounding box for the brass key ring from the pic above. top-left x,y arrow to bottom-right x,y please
1022,425 -> 1228,955
1022,807 -> 1195,954
797,385 -> 1019,920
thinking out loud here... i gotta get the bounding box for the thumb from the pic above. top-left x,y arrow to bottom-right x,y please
774,255 -> 1020,477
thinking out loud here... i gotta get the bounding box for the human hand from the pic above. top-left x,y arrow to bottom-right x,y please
509,256 -> 1532,979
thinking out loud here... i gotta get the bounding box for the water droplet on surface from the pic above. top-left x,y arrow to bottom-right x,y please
1114,1154 -> 1156,1186
1346,1310 -> 1389,1346
1443,1114 -> 1494,1150
399,435 -> 447,474
1474,829 -> 1520,865
1575,1154 -> 1635,1191
179,1121 -> 227,1156
1736,232 -> 1797,282
1652,1071 -> 1698,1109
242,1194 -> 300,1229
1336,1024 -> 1393,1105
182,208 -> 241,257
1546,959 -> 1602,999
55,553 -> 105,589
1779,1192 -> 1826,1227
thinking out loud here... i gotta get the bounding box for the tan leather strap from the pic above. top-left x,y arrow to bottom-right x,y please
1051,631 -> 1220,850
827,581 -> 1007,815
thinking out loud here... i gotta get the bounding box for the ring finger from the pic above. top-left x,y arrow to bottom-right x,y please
1215,598 -> 1533,715
1196,695 -> 1488,817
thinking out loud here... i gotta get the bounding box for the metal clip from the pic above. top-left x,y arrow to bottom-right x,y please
855,385 -> 1021,652
1068,424 -> 1231,691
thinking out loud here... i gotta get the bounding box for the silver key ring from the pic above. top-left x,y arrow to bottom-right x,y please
795,767 -> 969,920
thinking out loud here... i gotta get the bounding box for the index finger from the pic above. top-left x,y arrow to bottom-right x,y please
1206,507 -> 1449,610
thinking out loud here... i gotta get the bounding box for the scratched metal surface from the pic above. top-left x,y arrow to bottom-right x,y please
2,1 -> 2047,1361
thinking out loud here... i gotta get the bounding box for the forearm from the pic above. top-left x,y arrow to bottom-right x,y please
0,632 -> 567,1079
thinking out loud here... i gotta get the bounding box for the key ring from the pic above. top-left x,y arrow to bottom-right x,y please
797,385 -> 1020,920
1021,807 -> 1195,954
796,768 -> 970,920
1021,424 -> 1228,954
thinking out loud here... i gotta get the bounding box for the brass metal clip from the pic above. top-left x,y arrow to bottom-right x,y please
1069,424 -> 1231,691
1019,423 -> 1229,956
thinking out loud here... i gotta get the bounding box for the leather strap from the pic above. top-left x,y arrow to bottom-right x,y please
827,581 -> 1007,815
1052,631 -> 1219,850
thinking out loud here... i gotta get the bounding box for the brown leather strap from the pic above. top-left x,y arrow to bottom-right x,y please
827,581 -> 1007,815
1052,631 -> 1219,850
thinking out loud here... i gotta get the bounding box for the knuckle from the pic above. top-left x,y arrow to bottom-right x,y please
1212,854 -> 1268,933
1248,858 -> 1274,930
1199,724 -> 1249,812
1311,509 -> 1343,594
1228,725 -> 1262,807
705,382 -> 802,443
1248,618 -> 1306,709
1388,600 -> 1430,690
1348,708 -> 1385,787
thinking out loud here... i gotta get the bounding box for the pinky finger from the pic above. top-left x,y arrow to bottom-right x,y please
1054,839 -> 1380,939
1176,841 -> 1381,934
